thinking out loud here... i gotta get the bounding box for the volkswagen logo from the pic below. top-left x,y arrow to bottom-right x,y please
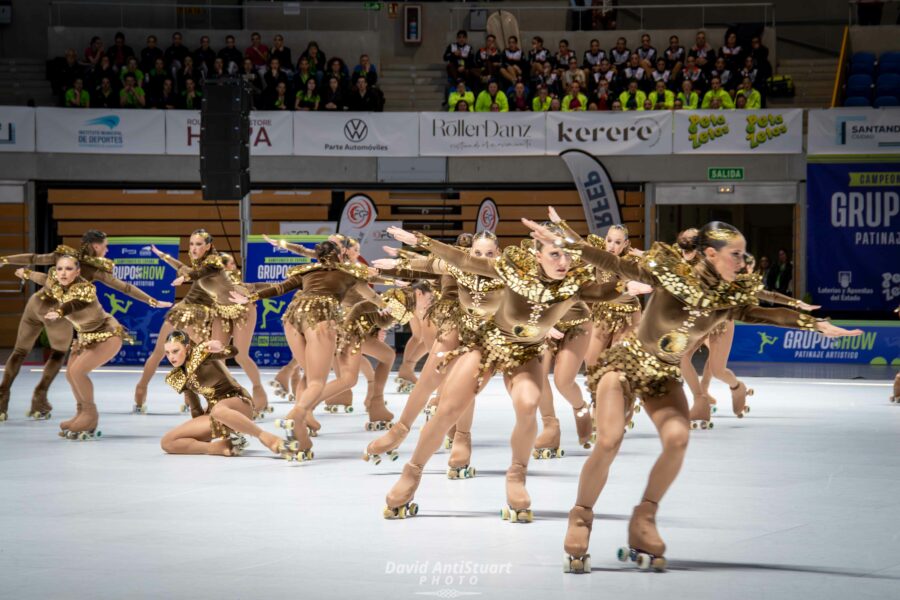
344,119 -> 368,142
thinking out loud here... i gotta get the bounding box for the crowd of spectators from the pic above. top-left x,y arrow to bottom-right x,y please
49,31 -> 384,111
443,29 -> 772,111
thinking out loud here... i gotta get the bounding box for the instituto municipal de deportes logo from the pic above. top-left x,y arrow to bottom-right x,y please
79,115 -> 123,148
344,119 -> 368,142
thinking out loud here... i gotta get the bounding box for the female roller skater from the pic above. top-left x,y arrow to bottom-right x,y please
0,230 -> 170,422
521,216 -> 861,573
229,240 -> 376,461
160,331 -> 298,459
380,225 -> 632,521
15,255 -> 138,440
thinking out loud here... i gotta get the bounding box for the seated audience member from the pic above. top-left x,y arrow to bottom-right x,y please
648,80 -> 674,109
107,32 -> 134,72
719,31 -> 744,72
562,81 -> 588,111
532,85 -> 552,111
709,97 -> 723,109
650,57 -> 671,90
92,77 -> 119,108
55,49 -> 83,100
663,35 -> 685,75
478,34 -> 503,83
347,75 -> 383,111
701,76 -> 735,108
735,94 -> 748,109
175,55 -> 199,93
554,39 -> 577,71
620,52 -> 649,92
592,78 -> 613,110
208,57 -> 228,81
89,55 -> 117,93
352,54 -> 378,87
180,77 -> 203,110
610,99 -> 623,111
194,35 -> 216,77
582,38 -> 606,79
444,30 -> 474,82
748,35 -> 772,81
475,80 -> 509,112
240,58 -> 264,98
689,30 -> 716,74
325,57 -> 350,91
320,76 -> 346,110
500,36 -> 527,88
294,57 -> 315,89
739,55 -> 759,86
636,33 -> 658,71
270,34 -> 293,78
140,35 -> 162,74
65,78 -> 90,108
736,76 -> 762,108
295,78 -> 320,111
300,41 -> 327,83
145,58 -> 168,98
269,81 -> 291,110
119,56 -> 144,89
534,62 -> 563,98
608,37 -> 630,69
589,57 -> 616,94
454,99 -> 471,112
165,32 -> 191,75
709,56 -> 736,94
562,56 -> 587,92
549,97 -> 562,111
528,36 -> 551,78
643,98 -> 654,110
618,78 -> 647,110
681,55 -> 707,93
673,98 -> 684,109
264,57 -> 290,102
677,79 -> 700,109
508,81 -> 531,111
218,35 -> 243,74
83,36 -> 104,71
151,77 -> 179,109
448,80 -> 475,111
490,102 -> 501,112
245,32 -> 270,76
119,73 -> 146,108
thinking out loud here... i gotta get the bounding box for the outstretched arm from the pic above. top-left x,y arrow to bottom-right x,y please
1,252 -> 58,267
733,305 -> 862,337
387,226 -> 497,278
263,234 -> 317,258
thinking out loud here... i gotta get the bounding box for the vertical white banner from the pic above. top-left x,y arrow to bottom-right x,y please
560,149 -> 622,235
0,106 -> 36,152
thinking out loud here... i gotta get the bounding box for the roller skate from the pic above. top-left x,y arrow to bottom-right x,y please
730,381 -> 752,418
446,431 -> 475,479
306,412 -> 321,437
383,462 -> 423,519
364,394 -> 394,431
395,377 -> 415,394
64,408 -> 101,441
573,404 -> 593,449
443,423 -> 457,450
226,432 -> 250,456
59,401 -> 82,436
423,394 -> 439,420
252,385 -> 272,415
26,389 -> 53,421
259,429 -> 299,461
689,395 -> 714,430
501,462 -> 533,523
363,422 -> 409,465
0,387 -> 10,422
617,500 -> 667,571
563,506 -> 594,573
323,389 -> 354,413
275,418 -> 313,461
269,378 -> 288,398
533,416 -> 564,459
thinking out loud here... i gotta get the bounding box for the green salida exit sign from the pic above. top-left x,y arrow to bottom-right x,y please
708,167 -> 744,181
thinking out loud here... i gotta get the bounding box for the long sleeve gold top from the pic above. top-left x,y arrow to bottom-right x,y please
158,251 -> 249,306
250,260 -> 376,303
23,270 -> 121,338
165,342 -> 247,403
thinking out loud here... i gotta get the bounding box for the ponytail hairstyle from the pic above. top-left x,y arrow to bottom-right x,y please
191,228 -> 214,245
166,329 -> 190,346
80,229 -> 107,257
315,240 -> 342,264
56,254 -> 81,269
455,233 -> 474,249
472,230 -> 498,245
676,227 -> 699,252
606,224 -> 631,253
533,221 -> 569,250
698,221 -> 741,252
410,278 -> 434,295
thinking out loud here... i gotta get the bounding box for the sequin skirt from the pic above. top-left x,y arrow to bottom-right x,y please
71,323 -> 135,354
426,297 -> 462,341
166,301 -> 214,341
441,321 -> 546,386
338,313 -> 379,355
206,390 -> 253,439
591,301 -> 640,335
214,302 -> 249,334
586,335 -> 681,404
282,294 -> 342,331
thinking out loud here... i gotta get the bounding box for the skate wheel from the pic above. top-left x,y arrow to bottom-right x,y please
636,553 -> 651,569
468,467 -> 476,478
307,427 -> 318,437
690,421 -> 698,430
364,423 -> 373,432
520,510 -> 533,523
651,557 -> 667,571
501,507 -> 510,521
541,449 -> 551,460
708,421 -> 714,429
743,406 -> 750,415
275,419 -> 293,429
532,449 -> 540,459
634,405 -> 641,413
0,413 -> 6,422
616,546 -> 631,562
383,506 -> 395,519
711,405 -> 718,414
747,388 -> 755,397
388,450 -> 399,461
447,468 -> 458,479
58,430 -> 67,437
558,448 -> 565,458
627,421 -> 634,430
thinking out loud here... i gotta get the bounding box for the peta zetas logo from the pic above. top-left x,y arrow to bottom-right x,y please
344,119 -> 368,142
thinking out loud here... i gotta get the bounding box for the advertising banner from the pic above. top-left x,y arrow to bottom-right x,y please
419,112 -> 545,156
279,221 -> 337,235
244,234 -> 329,366
293,112 -> 419,156
807,162 -> 900,311
560,149 -> 622,235
36,108 -> 165,154
546,111 -> 673,155
672,109 -> 803,154
95,237 -> 180,365
731,321 -> 900,365
0,106 -> 36,152
808,109 -> 900,155
165,110 -> 293,155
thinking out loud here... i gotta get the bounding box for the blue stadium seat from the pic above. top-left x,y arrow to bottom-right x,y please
843,96 -> 871,107
851,51 -> 876,65
876,73 -> 900,88
879,51 -> 900,64
848,73 -> 873,88
879,61 -> 900,75
874,95 -> 899,107
851,61 -> 876,76
846,84 -> 872,99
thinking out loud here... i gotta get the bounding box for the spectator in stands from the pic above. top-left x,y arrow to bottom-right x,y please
609,37 -> 630,69
677,79 -> 700,109
611,99 -> 623,111
689,31 -> 715,74
648,79 -> 674,109
119,57 -> 144,89
549,97 -> 562,111
508,81 -> 531,111
643,98 -> 654,110
719,31 -> 744,72
180,77 -> 202,110
589,57 -> 616,95
352,54 -> 378,87
92,77 -> 119,108
269,81 -> 291,110
89,55 -> 117,93
444,30 -> 474,84
768,249 -> 792,295
241,58 -> 264,98
681,55 -> 707,93
145,58 -> 168,98
663,35 -> 685,76
194,36 -> 216,78
621,52 -> 648,92
295,56 -> 314,90
140,35 -> 163,74
300,42 -> 327,84
535,62 -> 563,98
320,76 -> 346,111
448,79 -> 474,111
271,35 -> 293,78
209,57 -> 228,81
454,100 -> 470,112
245,32 -> 270,76
590,78 -> 613,110
650,57 -> 672,90
490,102 -> 501,112
562,81 -> 588,110
165,32 -> 191,78
735,94 -> 748,109
748,36 -> 772,82
739,55 -> 759,86
555,39 -> 577,72
710,56 -> 736,94
736,76 -> 762,108
151,78 -> 178,109
65,78 -> 90,108
618,78 -> 646,110
499,36 -> 526,88
709,97 -> 723,109
478,34 -> 503,84
701,76 -> 734,108
532,84 -> 552,111
218,35 -> 243,74
107,32 -> 134,72
758,255 -> 772,290
582,38 -> 606,79
528,36 -> 551,78
563,56 -> 587,91
83,37 -> 104,71
673,98 -> 684,109
175,55 -> 199,93
325,58 -> 350,91
347,75 -> 383,111
295,78 -> 321,111
475,80 -> 509,112
56,49 -> 83,99
119,73 -> 146,108
636,33 -> 658,71
263,57 -> 289,101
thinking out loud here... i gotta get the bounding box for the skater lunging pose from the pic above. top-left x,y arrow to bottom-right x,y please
0,230 -> 170,422
160,331 -> 298,459
521,215 -> 862,573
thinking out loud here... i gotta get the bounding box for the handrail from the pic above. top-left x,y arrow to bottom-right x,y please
832,26 -> 849,108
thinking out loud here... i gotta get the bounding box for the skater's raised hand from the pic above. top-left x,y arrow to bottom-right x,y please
626,281 -> 653,296
815,321 -> 863,338
547,327 -> 565,340
393,280 -> 410,288
628,247 -> 645,258
45,310 -> 60,321
548,206 -> 563,224
206,339 -> 225,353
522,218 -> 562,247
229,290 -> 250,305
149,244 -> 165,257
372,258 -> 398,270
13,268 -> 26,280
382,245 -> 400,257
386,226 -> 417,246
171,276 -> 185,286
155,301 -> 174,309
797,301 -> 821,312
262,234 -> 281,248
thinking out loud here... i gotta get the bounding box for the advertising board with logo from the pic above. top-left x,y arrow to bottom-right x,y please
807,162 -> 899,311
808,109 -> 900,155
560,149 -> 623,235
419,112 -> 545,156
475,198 -> 499,233
165,110 -> 293,155
672,109 -> 803,154
94,237 -> 180,365
546,111 -> 673,155
35,108 -> 166,154
0,106 -> 36,153
730,321 -> 900,365
293,112 -> 419,156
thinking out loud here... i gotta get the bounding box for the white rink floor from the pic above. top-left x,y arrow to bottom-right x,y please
0,367 -> 899,600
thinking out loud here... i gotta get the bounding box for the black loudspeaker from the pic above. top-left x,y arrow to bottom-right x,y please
200,78 -> 251,200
